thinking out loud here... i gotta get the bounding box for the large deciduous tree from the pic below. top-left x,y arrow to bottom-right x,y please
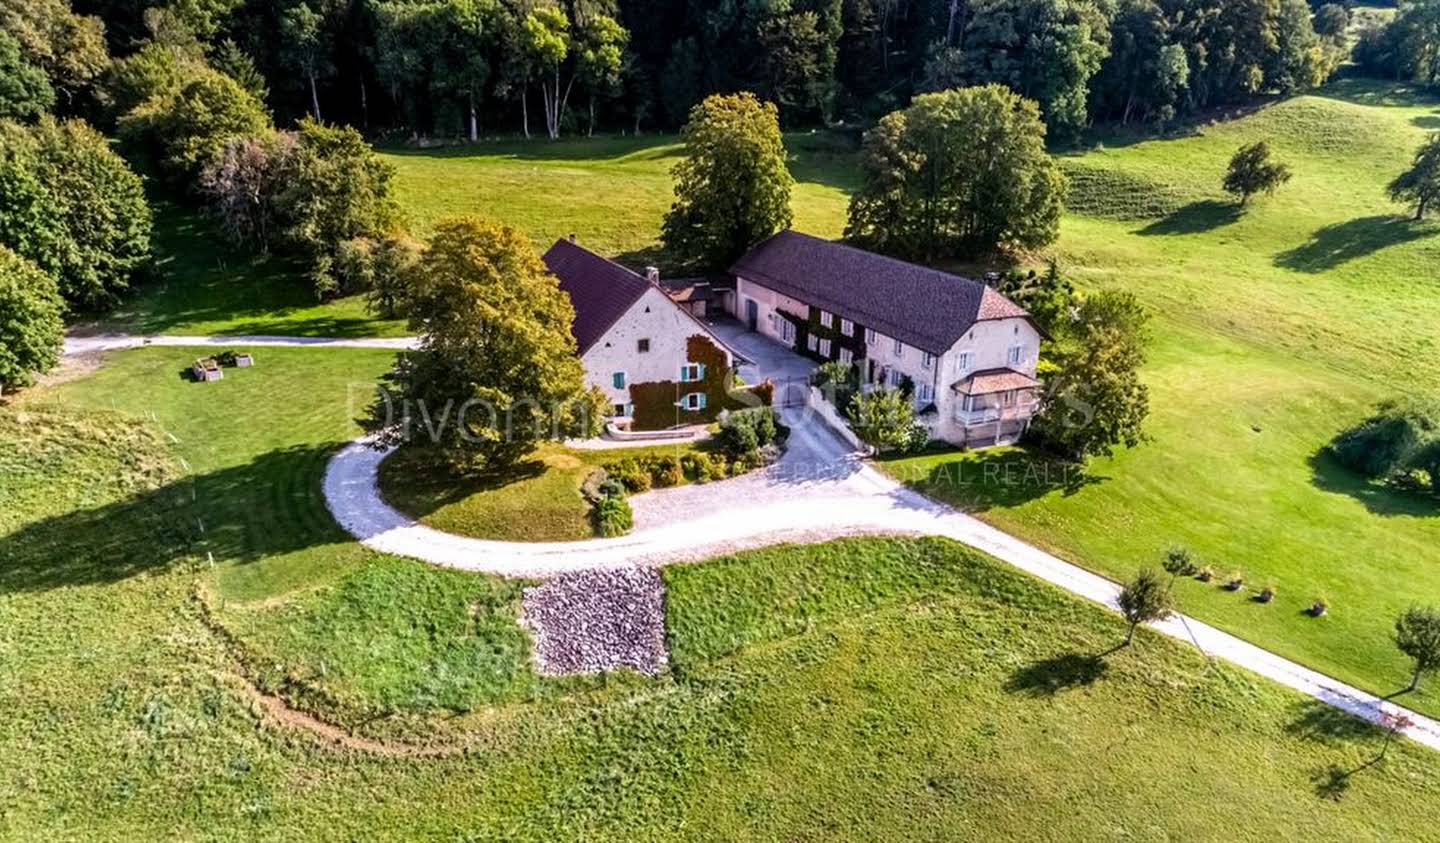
275,118 -> 398,297
1389,133 -> 1440,220
200,131 -> 298,252
958,0 -> 1112,140
0,245 -> 63,395
845,84 -> 1065,260
662,92 -> 794,268
0,117 -> 152,310
118,69 -> 272,187
523,7 -> 572,140
0,0 -> 109,106
367,216 -> 600,472
1032,290 -> 1151,461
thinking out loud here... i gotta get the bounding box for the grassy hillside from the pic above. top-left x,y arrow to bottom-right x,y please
885,80 -> 1440,712
5,391 -> 1440,835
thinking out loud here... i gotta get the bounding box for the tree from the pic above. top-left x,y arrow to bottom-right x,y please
0,117 -> 152,310
436,0 -> 500,142
1271,0 -> 1334,94
1223,141 -> 1293,207
759,10 -> 839,123
846,85 -> 1066,260
367,216 -> 595,472
280,2 -> 334,122
1091,0 -> 1189,126
1392,0 -> 1440,86
212,39 -> 269,105
574,13 -> 628,136
0,30 -> 55,120
661,93 -> 794,268
0,246 -> 63,395
847,388 -> 915,453
0,0 -> 109,106
1032,290 -> 1150,461
523,7 -> 572,140
118,70 -> 272,187
200,131 -> 297,251
1313,4 -> 1350,40
1395,605 -> 1440,692
958,0 -> 1112,139
1162,546 -> 1195,583
1117,568 -> 1174,645
1389,133 -> 1440,220
275,118 -> 398,297
997,261 -> 1075,338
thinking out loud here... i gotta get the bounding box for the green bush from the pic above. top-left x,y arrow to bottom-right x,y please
605,458 -> 652,493
1332,398 -> 1440,492
653,455 -> 683,488
594,492 -> 633,537
717,407 -> 779,460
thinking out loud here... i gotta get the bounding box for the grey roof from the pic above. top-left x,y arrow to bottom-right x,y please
729,230 -> 1032,356
543,238 -> 652,354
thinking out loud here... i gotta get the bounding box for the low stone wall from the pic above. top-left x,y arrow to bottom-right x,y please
806,386 -> 872,455
603,422 -> 703,443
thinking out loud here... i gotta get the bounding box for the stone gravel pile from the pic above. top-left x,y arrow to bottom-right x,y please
522,567 -> 669,676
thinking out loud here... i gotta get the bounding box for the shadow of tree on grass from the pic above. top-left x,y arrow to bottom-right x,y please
376,447 -> 548,518
1005,650 -> 1114,697
1137,200 -> 1243,236
1274,215 -> 1437,273
0,443 -> 351,593
1308,449 -> 1439,518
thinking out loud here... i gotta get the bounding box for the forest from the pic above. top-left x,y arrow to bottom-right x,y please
2,0 -> 1432,145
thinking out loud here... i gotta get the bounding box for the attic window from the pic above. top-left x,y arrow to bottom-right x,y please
638,338 -> 651,353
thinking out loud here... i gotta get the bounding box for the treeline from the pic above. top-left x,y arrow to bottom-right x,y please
15,0 -> 1370,142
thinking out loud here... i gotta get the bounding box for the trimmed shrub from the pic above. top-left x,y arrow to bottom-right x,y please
653,455 -> 683,488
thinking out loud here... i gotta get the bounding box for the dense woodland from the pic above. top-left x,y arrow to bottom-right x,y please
2,0 -> 1434,143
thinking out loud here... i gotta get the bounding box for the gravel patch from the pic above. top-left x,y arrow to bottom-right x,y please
522,567 -> 669,676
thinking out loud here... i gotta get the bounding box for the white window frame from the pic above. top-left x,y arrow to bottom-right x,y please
917,383 -> 933,403
841,318 -> 854,335
807,335 -> 819,352
1008,345 -> 1025,367
819,310 -> 833,329
818,338 -> 832,357
956,351 -> 973,374
922,351 -> 935,369
681,392 -> 706,411
781,320 -> 795,343
893,338 -> 904,358
887,368 -> 901,388
839,348 -> 853,365
680,363 -> 702,383
865,328 -> 878,346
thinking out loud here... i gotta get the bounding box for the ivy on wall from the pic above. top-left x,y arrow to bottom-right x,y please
628,335 -> 753,430
778,306 -> 868,366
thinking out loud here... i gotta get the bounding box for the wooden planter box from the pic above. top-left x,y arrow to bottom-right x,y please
192,358 -> 223,382
233,352 -> 254,368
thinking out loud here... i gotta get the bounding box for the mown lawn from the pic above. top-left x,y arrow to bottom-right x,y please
5,397 -> 1440,837
379,440 -> 705,541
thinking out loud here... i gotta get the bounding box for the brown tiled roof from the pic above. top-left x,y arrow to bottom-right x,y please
659,278 -> 713,303
729,230 -> 1034,355
543,238 -> 652,354
952,368 -> 1040,396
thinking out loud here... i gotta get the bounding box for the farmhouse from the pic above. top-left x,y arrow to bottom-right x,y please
543,237 -> 739,431
729,230 -> 1043,447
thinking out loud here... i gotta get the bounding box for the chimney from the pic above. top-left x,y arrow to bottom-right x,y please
645,266 -> 660,284
568,232 -> 577,243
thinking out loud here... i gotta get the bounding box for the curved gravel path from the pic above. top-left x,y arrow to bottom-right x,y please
323,406 -> 1440,752
69,330 -> 1440,751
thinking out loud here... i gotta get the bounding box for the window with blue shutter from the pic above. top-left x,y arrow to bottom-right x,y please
613,372 -> 626,389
